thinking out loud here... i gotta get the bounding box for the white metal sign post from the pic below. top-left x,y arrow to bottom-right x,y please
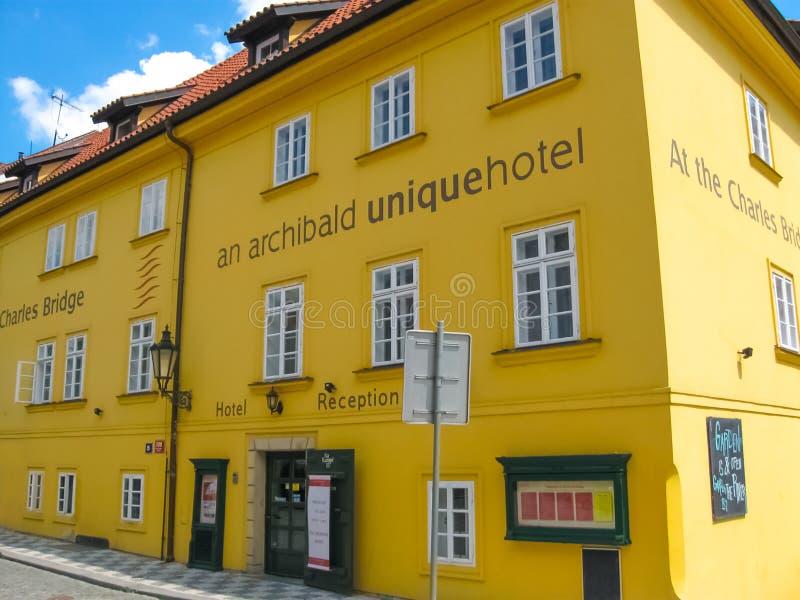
402,321 -> 471,600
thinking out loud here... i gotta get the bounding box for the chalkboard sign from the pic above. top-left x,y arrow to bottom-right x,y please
706,417 -> 747,520
582,548 -> 620,600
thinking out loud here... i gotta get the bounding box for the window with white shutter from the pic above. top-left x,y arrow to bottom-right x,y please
74,211 -> 97,261
139,179 -> 166,236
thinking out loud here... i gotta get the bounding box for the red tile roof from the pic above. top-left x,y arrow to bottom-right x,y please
1,0 -> 399,212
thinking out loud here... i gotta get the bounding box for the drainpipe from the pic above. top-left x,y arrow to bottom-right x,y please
163,122 -> 194,563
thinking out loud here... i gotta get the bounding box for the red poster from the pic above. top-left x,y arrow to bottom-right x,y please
539,492 -> 556,520
575,492 -> 593,521
520,492 -> 538,520
557,492 -> 575,521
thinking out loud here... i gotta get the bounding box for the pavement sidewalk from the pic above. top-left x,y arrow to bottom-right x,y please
0,527 -> 375,600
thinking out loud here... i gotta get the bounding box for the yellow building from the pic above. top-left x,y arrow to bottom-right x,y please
2,1 -> 800,598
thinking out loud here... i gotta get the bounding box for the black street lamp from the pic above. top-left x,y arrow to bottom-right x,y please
149,326 -> 192,410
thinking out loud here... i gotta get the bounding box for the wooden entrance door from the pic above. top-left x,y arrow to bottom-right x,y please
265,451 -> 306,577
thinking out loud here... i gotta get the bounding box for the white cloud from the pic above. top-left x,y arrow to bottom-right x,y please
195,23 -> 220,37
237,0 -> 268,18
211,42 -> 233,63
137,33 -> 159,50
11,51 -> 212,149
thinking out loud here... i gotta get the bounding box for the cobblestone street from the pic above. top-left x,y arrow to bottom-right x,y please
0,558 -> 153,600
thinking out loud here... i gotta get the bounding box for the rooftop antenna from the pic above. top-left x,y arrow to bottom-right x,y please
50,93 -> 83,146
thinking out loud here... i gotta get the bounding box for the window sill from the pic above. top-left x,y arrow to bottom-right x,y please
117,391 -> 159,404
67,255 -> 98,270
129,228 -> 169,247
748,153 -> 782,185
23,512 -> 45,521
488,73 -> 581,115
249,376 -> 314,393
38,265 -> 66,279
25,399 -> 87,413
492,338 -> 601,366
117,522 -> 146,534
353,364 -> 403,382
419,563 -> 483,582
775,346 -> 800,367
53,515 -> 77,526
260,172 -> 319,200
355,132 -> 427,164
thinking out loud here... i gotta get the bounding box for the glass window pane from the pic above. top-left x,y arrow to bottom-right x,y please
374,269 -> 392,290
545,228 -> 570,253
453,536 -> 468,559
516,235 -> 538,260
452,487 -> 467,510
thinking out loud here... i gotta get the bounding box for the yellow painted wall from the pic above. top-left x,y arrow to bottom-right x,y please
169,0 -> 673,597
2,0 -> 798,599
636,0 -> 800,597
0,140 -> 185,557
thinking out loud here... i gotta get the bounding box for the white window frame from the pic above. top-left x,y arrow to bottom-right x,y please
121,474 -> 144,522
23,174 -> 35,192
274,114 -> 310,186
256,33 -> 281,62
74,210 -> 97,261
33,341 -> 55,404
27,470 -> 44,512
115,117 -> 134,140
773,270 -> 799,352
64,334 -> 87,400
139,179 -> 166,237
512,221 -> 579,347
500,3 -> 562,99
127,319 -> 155,393
372,259 -> 419,366
45,223 -> 66,271
263,283 -> 304,380
745,88 -> 773,166
57,472 -> 76,516
371,67 -> 415,150
427,480 -> 476,567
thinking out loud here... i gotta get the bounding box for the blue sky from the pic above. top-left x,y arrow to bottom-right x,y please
0,0 -> 798,164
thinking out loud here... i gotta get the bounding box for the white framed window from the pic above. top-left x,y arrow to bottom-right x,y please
64,334 -> 86,400
45,223 -> 66,271
34,342 -> 55,404
115,118 -> 134,140
427,481 -> 476,566
27,470 -> 43,512
74,211 -> 97,261
23,174 -> 36,192
139,179 -> 166,237
264,283 -> 303,380
57,472 -> 76,516
773,270 -> 798,352
274,114 -> 310,186
372,259 -> 418,365
501,3 -> 562,99
512,221 -> 579,346
127,319 -> 154,393
371,68 -> 415,149
121,474 -> 144,522
745,88 -> 772,166
256,34 -> 282,62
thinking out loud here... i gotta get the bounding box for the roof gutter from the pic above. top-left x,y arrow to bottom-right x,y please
744,0 -> 800,68
0,0 -> 414,219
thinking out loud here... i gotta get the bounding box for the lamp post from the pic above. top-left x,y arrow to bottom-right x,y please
150,326 -> 192,410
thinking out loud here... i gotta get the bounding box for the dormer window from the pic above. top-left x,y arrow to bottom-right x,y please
22,174 -> 36,192
225,1 -> 345,68
115,118 -> 135,141
256,34 -> 282,62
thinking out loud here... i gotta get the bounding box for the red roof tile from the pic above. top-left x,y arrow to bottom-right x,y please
1,0 -> 394,211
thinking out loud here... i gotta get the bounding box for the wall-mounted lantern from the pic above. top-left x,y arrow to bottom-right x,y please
267,387 -> 283,415
149,325 -> 192,410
